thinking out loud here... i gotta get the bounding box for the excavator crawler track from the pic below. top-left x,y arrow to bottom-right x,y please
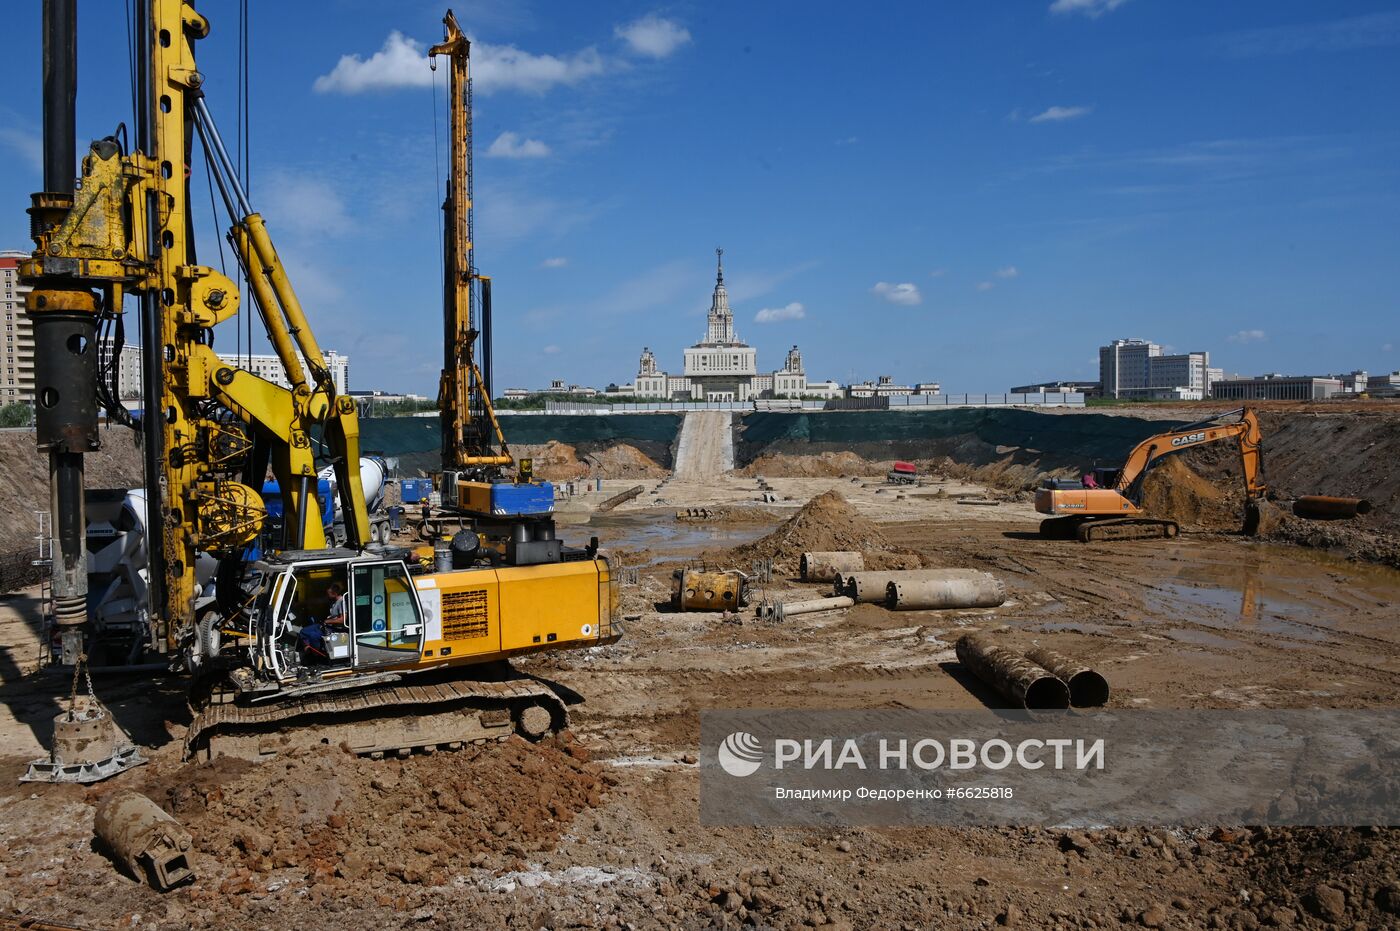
184,677 -> 567,762
1076,518 -> 1179,543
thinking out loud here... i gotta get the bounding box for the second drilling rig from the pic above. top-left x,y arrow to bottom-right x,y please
421,10 -> 575,567
20,0 -> 619,781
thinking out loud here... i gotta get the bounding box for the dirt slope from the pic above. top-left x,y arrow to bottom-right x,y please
510,440 -> 665,481
0,429 -> 144,540
727,489 -> 923,575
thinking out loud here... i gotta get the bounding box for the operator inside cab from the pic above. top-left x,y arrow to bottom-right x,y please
296,578 -> 351,665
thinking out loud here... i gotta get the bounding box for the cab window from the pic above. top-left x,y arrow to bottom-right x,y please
350,562 -> 424,666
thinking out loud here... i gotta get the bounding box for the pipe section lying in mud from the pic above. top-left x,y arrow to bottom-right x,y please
800,551 -> 864,582
93,791 -> 195,891
955,635 -> 1070,710
756,595 -> 855,621
842,568 -> 995,603
1023,647 -> 1110,707
886,571 -> 1007,610
1292,496 -> 1373,520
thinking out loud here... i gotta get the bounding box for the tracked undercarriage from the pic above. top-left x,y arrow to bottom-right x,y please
185,667 -> 568,761
1039,515 -> 1181,543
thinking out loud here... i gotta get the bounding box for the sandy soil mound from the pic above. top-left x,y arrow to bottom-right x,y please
1139,456 -> 1237,530
512,441 -> 664,481
739,451 -> 883,477
583,443 -> 666,479
116,734 -> 605,892
727,489 -> 923,575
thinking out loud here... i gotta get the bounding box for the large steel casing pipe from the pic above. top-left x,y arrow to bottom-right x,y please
800,551 -> 864,582
1023,647 -> 1109,707
955,635 -> 1069,710
1292,496 -> 1373,520
886,572 -> 1006,610
844,568 -> 988,603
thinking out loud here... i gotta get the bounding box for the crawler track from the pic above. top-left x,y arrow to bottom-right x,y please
1077,518 -> 1179,542
184,677 -> 567,761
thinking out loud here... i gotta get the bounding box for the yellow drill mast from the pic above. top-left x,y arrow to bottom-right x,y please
431,11 -> 512,475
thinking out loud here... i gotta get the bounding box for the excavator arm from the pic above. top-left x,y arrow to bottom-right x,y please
1115,408 -> 1267,504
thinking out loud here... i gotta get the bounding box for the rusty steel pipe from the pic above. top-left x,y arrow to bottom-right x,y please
800,551 -> 864,582
955,635 -> 1069,710
1023,647 -> 1110,708
1292,496 -> 1373,520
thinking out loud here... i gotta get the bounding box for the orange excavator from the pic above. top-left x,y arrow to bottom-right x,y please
1036,408 -> 1267,542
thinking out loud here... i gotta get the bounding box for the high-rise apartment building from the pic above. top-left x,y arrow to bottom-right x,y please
0,252 -> 35,404
108,344 -> 349,403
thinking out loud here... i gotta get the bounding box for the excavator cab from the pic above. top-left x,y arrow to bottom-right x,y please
255,553 -> 425,682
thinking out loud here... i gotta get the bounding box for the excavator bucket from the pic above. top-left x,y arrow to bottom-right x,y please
1244,499 -> 1284,537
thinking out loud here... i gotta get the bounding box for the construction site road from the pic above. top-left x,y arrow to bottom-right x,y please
672,411 -> 734,481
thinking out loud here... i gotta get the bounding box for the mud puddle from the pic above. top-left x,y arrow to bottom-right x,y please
1143,541 -> 1400,643
586,511 -> 772,565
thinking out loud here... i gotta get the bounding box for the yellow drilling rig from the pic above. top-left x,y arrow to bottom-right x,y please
21,0 -> 619,781
419,10 -> 563,559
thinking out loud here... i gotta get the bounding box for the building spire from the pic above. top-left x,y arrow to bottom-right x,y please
716,246 -> 724,285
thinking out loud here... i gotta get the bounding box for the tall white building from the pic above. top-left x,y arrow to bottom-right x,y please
110,344 -> 349,401
1100,338 -> 1211,400
0,251 -> 35,404
629,249 -> 815,401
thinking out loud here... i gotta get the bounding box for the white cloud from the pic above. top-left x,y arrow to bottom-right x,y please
541,257 -> 569,268
0,126 -> 42,172
872,282 -> 922,306
615,14 -> 691,58
1029,105 -> 1093,124
996,265 -> 1020,279
476,179 -> 598,242
1217,12 -> 1400,58
1228,329 -> 1267,344
314,31 -> 428,93
1384,343 -> 1394,352
929,268 -> 947,278
475,41 -> 608,94
543,344 -> 562,355
1050,0 -> 1129,18
755,302 -> 806,324
976,281 -> 995,292
486,131 -> 551,159
260,171 -> 351,238
314,30 -> 607,95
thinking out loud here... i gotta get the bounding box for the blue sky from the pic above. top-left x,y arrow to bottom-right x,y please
1,0 -> 1398,393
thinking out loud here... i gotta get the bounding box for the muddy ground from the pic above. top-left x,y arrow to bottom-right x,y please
1,406 -> 1399,929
